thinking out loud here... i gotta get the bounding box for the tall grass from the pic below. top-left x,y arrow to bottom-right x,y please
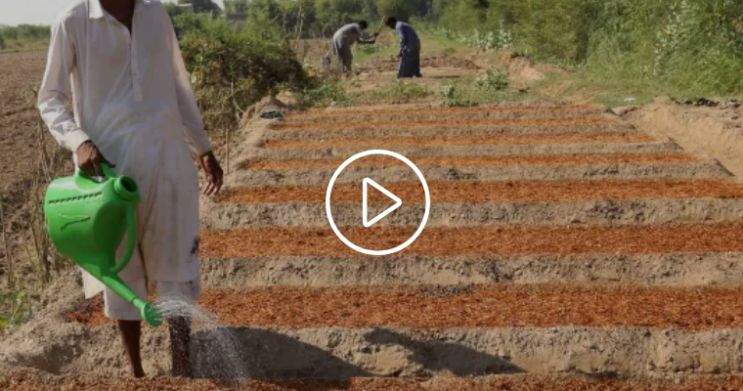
0,25 -> 50,52
431,0 -> 743,97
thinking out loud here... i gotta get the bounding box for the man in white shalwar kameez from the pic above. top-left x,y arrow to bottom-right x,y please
38,0 -> 223,378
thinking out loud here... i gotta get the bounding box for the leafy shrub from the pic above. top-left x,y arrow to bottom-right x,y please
177,16 -> 312,132
0,291 -> 32,334
299,79 -> 354,107
477,68 -> 509,91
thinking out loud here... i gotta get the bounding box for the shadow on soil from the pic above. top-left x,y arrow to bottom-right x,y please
365,328 -> 524,376
191,327 -> 523,387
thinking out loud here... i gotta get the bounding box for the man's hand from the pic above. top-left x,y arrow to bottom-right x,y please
200,151 -> 223,196
76,141 -> 115,177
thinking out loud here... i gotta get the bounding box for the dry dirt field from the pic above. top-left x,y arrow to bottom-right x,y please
0,51 -> 52,191
3,48 -> 743,390
0,50 -> 67,290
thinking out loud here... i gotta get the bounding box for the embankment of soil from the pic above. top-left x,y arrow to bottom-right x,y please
265,132 -> 653,150
220,179 -> 743,204
205,199 -> 743,228
623,96 -> 743,178
199,252 -> 743,288
246,152 -> 696,170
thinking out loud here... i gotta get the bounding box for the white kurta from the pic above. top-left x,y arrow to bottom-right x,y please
38,0 -> 210,298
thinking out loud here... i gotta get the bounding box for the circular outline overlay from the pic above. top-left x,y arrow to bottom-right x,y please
326,150 -> 430,256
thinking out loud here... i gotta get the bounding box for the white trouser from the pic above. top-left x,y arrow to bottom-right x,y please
104,277 -> 201,321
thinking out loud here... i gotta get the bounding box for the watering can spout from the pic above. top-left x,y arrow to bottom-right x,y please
44,163 -> 163,327
101,274 -> 163,327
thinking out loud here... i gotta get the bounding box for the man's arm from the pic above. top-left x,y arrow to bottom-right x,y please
163,10 -> 223,195
164,13 -> 212,157
356,25 -> 377,44
37,17 -> 90,153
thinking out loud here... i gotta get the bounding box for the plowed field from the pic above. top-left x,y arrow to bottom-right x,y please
5,88 -> 743,388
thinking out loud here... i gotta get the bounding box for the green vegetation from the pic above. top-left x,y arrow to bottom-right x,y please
176,15 -> 312,133
427,0 -> 743,97
0,25 -> 49,52
368,78 -> 431,103
179,0 -> 743,98
0,291 -> 32,335
6,0 -> 739,97
299,80 -> 354,107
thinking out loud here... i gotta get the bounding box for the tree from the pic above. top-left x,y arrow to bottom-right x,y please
178,0 -> 222,15
279,0 -> 316,38
315,0 -> 367,36
224,0 -> 248,20
165,2 -> 186,19
376,0 -> 428,21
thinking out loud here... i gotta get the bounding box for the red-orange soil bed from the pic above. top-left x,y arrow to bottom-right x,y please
68,285 -> 743,330
249,152 -> 696,171
266,132 -> 655,150
6,372 -> 743,391
288,103 -> 606,119
220,179 -> 743,204
272,115 -> 616,132
200,223 -> 743,257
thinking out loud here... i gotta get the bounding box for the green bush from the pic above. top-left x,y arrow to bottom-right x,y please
177,16 -> 312,132
427,0 -> 743,96
0,24 -> 50,51
477,68 -> 509,91
0,291 -> 32,335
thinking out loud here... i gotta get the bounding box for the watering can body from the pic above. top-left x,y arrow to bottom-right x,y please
43,164 -> 162,327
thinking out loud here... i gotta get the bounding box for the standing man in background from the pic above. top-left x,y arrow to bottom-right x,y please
384,16 -> 422,78
325,20 -> 378,75
38,0 -> 223,378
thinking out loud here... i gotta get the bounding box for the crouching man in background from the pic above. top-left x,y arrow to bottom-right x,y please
327,20 -> 378,75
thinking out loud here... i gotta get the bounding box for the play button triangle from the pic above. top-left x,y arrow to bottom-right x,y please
363,178 -> 402,227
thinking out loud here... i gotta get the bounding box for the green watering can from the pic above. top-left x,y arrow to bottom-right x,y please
43,163 -> 163,327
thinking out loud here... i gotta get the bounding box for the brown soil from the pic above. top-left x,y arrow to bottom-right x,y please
624,96 -> 743,177
266,132 -> 655,150
289,103 -> 605,119
247,152 -> 696,171
221,179 -> 743,204
359,53 -> 481,73
5,371 -> 743,391
0,51 -> 48,190
271,115 -> 616,132
201,223 -> 743,257
69,284 -> 743,330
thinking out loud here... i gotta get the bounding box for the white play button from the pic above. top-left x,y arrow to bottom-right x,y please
326,150 -> 430,256
362,178 -> 402,227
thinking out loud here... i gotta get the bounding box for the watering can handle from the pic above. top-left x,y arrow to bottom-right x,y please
110,205 -> 137,275
76,163 -> 117,179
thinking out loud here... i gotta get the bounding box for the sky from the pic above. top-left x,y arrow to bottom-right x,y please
0,0 -> 225,26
